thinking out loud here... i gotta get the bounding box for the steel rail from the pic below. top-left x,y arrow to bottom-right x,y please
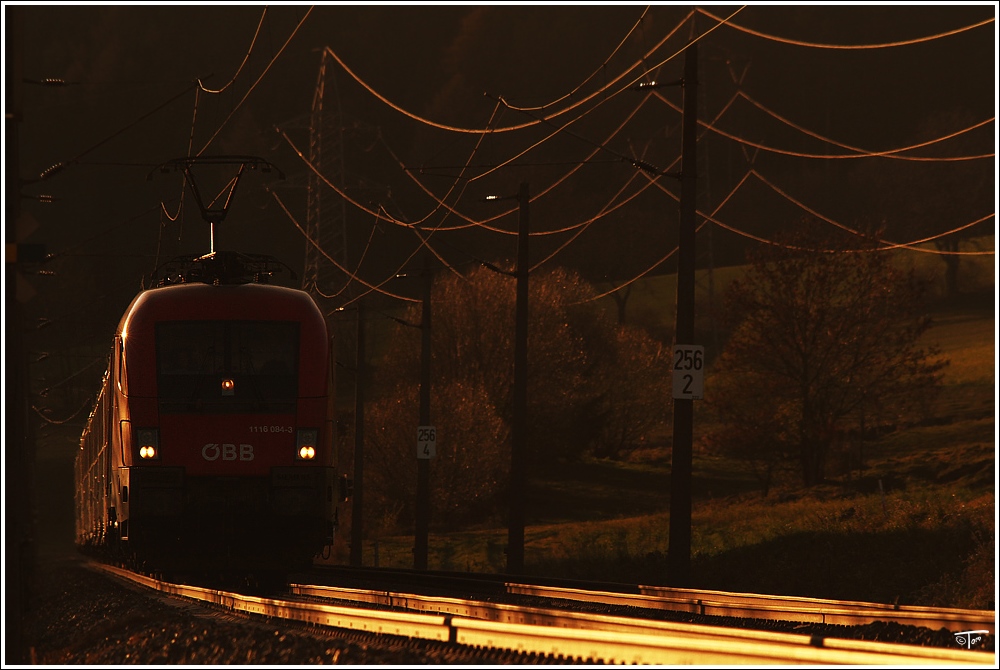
92,564 -> 993,665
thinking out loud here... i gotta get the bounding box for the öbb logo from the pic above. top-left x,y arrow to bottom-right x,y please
202,443 -> 255,461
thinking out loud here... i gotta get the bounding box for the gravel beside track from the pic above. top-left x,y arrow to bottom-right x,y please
21,555 -> 546,664
20,553 -> 994,663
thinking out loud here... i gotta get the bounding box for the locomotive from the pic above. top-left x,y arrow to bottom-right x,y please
74,251 -> 339,576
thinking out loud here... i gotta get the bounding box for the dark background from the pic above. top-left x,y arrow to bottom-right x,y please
6,0 -> 996,463
3,5 -> 996,660
5,1 -> 995,476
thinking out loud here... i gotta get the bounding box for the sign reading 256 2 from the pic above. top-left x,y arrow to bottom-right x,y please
672,345 -> 704,400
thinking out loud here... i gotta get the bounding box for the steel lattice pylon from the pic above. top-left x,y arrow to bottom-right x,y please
303,50 -> 348,304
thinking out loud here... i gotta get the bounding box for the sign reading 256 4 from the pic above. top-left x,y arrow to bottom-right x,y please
417,426 -> 437,459
672,345 -> 704,400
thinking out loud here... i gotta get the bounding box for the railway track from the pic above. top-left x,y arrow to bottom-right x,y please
307,565 -> 996,633
93,562 -> 995,665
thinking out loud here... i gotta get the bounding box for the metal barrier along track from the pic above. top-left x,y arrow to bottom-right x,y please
291,582 -> 994,666
95,564 -> 451,641
93,564 -> 994,665
639,583 -> 996,632
507,582 -> 996,633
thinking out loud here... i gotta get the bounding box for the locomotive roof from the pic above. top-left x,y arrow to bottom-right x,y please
118,282 -> 326,337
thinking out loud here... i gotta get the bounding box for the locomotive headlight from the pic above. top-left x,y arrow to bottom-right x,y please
137,428 -> 160,460
221,377 -> 235,396
296,429 -> 318,460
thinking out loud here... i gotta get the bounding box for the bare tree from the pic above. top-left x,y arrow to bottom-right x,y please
709,223 -> 947,487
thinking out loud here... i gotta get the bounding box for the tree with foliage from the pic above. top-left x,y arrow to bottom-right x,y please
364,264 -> 670,529
590,324 -> 672,459
707,224 -> 947,488
365,379 -> 509,531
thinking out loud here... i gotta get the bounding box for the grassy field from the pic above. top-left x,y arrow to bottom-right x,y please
346,241 -> 995,610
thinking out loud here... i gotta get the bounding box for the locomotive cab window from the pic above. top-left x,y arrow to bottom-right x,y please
157,321 -> 299,414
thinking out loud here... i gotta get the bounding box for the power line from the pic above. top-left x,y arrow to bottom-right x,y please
317,8 -> 702,136
305,213 -> 377,302
734,91 -> 994,161
747,169 -> 995,255
36,355 -> 107,398
32,394 -> 97,426
573,167 -> 758,305
499,6 -> 742,129
653,90 -> 995,161
285,36 -> 992,290
516,83 -> 754,271
637,163 -> 994,257
699,8 -> 994,50
197,7 -> 314,156
276,6 -> 991,313
197,7 -> 268,94
417,105 -> 657,232
406,226 -> 474,280
529,170 -> 648,272
287,8 -> 737,260
32,82 -> 197,184
397,90 -> 665,235
490,91 -> 661,175
44,205 -> 162,262
268,187 -> 421,304
283,89 -> 671,269
503,5 -> 654,112
390,99 -> 509,230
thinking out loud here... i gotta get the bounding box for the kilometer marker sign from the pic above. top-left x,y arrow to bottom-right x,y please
672,344 -> 704,400
417,425 -> 437,459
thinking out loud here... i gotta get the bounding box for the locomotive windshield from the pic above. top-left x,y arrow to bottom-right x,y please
156,320 -> 299,414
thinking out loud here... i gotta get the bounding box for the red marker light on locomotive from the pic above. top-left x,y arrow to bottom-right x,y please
137,428 -> 160,460
296,428 -> 318,460
221,378 -> 235,395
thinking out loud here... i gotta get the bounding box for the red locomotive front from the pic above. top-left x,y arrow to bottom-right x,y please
76,276 -> 338,574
